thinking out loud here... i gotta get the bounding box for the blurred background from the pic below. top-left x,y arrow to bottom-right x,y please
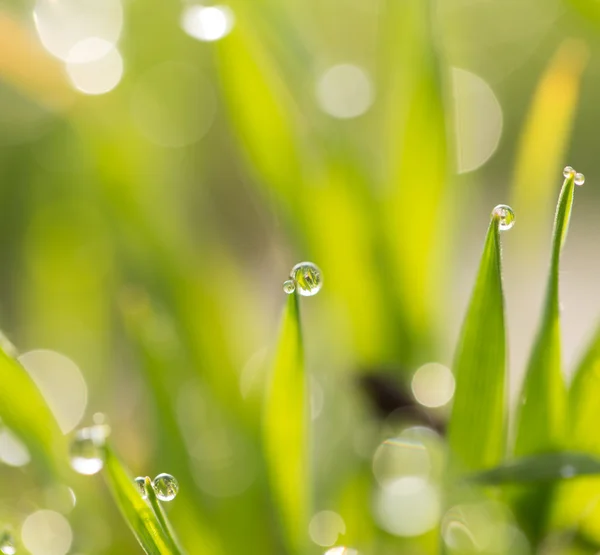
1,0 -> 600,553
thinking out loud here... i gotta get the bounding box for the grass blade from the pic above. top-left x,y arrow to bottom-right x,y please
569,324 -> 600,452
103,446 -> 183,555
469,452 -> 600,485
0,344 -> 65,480
550,325 -> 600,542
263,293 -> 307,554
514,172 -> 576,455
214,19 -> 304,213
510,40 -> 587,250
447,210 -> 507,471
379,0 -> 449,344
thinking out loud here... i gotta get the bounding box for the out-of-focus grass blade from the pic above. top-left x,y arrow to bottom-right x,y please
263,293 -> 308,554
514,173 -> 576,455
447,212 -> 506,471
511,40 -> 588,249
103,446 -> 183,555
469,452 -> 600,485
0,345 -> 65,479
379,0 -> 449,344
214,19 -> 304,213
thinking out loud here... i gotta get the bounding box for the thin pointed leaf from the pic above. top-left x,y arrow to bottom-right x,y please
0,345 -> 65,480
514,173 -> 576,455
380,0 -> 449,342
145,477 -> 186,555
214,19 -> 304,211
448,213 -> 507,471
549,325 -> 600,540
569,323 -> 600,453
103,447 -> 183,555
469,452 -> 600,485
263,293 -> 308,554
511,40 -> 587,250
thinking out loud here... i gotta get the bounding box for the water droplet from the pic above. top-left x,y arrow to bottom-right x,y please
0,530 -> 16,555
69,425 -> 109,475
290,262 -> 322,297
152,473 -> 179,501
283,280 -> 296,295
134,477 -> 148,499
575,172 -> 585,186
492,205 -> 515,231
563,166 -> 574,178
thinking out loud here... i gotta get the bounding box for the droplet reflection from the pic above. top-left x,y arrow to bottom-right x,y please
290,262 -> 323,297
492,205 -> 515,231
152,473 -> 179,501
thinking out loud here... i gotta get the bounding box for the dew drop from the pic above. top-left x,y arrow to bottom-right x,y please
0,530 -> 16,555
492,204 -> 515,231
563,166 -> 574,178
134,477 -> 148,499
575,172 -> 585,186
152,473 -> 179,501
69,425 -> 109,475
283,280 -> 296,295
290,262 -> 322,297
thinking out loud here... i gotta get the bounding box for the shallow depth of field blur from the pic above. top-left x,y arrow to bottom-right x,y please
2,0 -> 600,554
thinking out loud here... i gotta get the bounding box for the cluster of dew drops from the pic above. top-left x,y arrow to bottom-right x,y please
134,473 -> 179,502
283,262 -> 323,296
564,165 -> 585,186
67,419 -> 179,502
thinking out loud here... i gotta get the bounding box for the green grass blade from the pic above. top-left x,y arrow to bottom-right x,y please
514,172 -> 576,455
379,0 -> 449,343
469,452 -> 600,485
144,477 -> 186,555
510,41 -> 587,251
263,293 -> 307,554
214,19 -> 304,212
103,447 -> 183,555
549,325 -> 600,540
569,324 -> 600,453
0,345 -> 65,479
447,212 -> 507,471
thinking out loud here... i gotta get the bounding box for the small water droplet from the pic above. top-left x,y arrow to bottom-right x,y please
283,280 -> 296,295
491,205 -> 515,231
134,477 -> 148,499
290,262 -> 322,297
0,530 -> 16,555
69,425 -> 109,475
563,166 -> 574,178
575,172 -> 585,186
152,473 -> 179,501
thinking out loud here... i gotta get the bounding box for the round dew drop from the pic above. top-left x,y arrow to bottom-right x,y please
290,262 -> 323,297
153,473 -> 179,501
69,425 -> 109,475
563,166 -> 574,178
134,477 -> 148,499
492,204 -> 515,231
575,172 -> 585,186
0,530 -> 15,555
283,280 -> 296,295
